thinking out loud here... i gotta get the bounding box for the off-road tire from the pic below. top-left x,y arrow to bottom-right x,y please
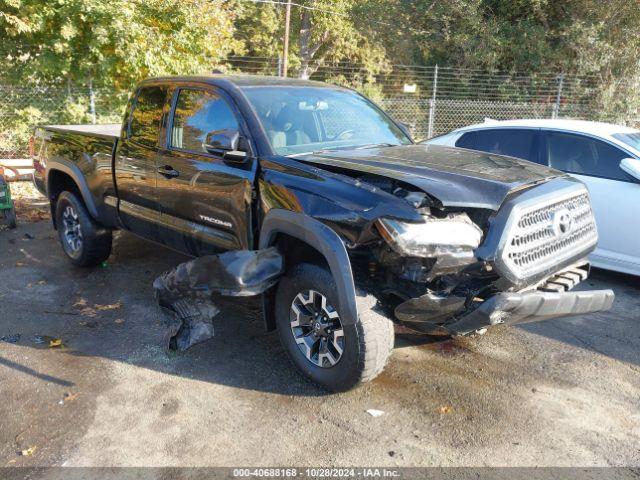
55,191 -> 112,267
275,262 -> 395,392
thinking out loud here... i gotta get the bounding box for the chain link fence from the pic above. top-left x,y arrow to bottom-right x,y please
2,57 -> 639,158
0,86 -> 126,159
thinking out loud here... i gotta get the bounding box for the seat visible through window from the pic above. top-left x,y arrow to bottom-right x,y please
545,131 -> 630,181
272,104 -> 312,148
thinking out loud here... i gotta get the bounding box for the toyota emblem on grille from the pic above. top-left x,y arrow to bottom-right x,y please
552,209 -> 573,237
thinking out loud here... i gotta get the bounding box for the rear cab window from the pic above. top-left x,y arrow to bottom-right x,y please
128,86 -> 167,147
455,128 -> 539,162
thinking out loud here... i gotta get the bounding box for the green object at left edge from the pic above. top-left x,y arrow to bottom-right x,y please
0,177 -> 14,210
0,175 -> 17,229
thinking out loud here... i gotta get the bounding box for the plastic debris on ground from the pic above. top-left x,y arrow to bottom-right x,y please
366,409 -> 385,417
1,334 -> 21,343
154,247 -> 284,352
163,300 -> 220,352
33,335 -> 63,348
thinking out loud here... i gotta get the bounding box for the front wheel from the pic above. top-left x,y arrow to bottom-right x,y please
275,263 -> 394,392
55,191 -> 112,267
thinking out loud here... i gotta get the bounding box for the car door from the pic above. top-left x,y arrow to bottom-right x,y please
155,85 -> 257,256
541,130 -> 640,274
454,128 -> 541,162
114,84 -> 168,239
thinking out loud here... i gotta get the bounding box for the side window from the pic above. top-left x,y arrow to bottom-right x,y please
546,132 -> 630,181
129,86 -> 166,147
171,89 -> 239,153
455,129 -> 538,161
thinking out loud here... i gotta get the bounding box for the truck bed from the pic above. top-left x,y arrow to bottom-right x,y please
33,123 -> 121,228
43,124 -> 121,139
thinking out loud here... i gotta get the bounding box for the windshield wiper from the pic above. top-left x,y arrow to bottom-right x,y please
288,143 -> 397,157
354,142 -> 397,150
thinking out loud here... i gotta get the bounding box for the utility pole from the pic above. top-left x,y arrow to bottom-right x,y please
552,73 -> 565,119
427,65 -> 438,139
282,0 -> 292,77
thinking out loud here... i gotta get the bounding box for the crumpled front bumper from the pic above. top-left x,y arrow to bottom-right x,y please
444,289 -> 615,335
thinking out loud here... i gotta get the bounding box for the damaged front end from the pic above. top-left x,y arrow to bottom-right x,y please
350,177 -> 614,336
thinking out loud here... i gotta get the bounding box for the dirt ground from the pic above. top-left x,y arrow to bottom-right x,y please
1,183 -> 639,468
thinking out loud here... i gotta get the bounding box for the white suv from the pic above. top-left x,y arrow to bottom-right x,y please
427,119 -> 640,276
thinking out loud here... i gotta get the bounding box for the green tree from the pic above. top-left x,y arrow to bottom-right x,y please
232,0 -> 389,80
0,0 -> 239,89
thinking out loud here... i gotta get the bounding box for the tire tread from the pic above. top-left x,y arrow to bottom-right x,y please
355,289 -> 395,383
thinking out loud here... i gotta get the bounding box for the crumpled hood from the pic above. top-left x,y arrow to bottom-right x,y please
296,144 -> 564,210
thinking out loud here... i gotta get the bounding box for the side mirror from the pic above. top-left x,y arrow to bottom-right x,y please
204,129 -> 248,160
620,157 -> 640,181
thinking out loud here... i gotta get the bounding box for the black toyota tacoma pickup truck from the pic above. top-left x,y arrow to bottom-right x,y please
32,75 -> 614,391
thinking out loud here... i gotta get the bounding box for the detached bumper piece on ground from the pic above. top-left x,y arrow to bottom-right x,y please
154,248 -> 284,351
446,288 -> 615,335
395,263 -> 614,336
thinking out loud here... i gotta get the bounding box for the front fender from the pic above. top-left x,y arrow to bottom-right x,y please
259,209 -> 359,329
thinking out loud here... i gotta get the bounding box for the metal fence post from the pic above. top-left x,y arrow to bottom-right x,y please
89,78 -> 96,125
427,64 -> 438,138
552,73 -> 564,119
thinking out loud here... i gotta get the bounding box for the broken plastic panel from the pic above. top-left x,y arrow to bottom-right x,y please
162,299 -> 220,352
154,247 -> 284,307
154,247 -> 284,351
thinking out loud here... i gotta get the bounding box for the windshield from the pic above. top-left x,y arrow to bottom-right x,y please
241,86 -> 411,155
612,132 -> 640,152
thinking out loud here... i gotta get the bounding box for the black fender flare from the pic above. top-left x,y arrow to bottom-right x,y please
46,160 -> 100,220
259,209 -> 359,329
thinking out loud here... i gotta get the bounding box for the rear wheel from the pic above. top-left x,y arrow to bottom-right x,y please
275,262 -> 394,392
55,191 -> 112,267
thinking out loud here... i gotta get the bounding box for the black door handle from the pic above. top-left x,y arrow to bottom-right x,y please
157,165 -> 179,178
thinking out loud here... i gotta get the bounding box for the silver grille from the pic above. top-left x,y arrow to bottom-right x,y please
501,188 -> 597,280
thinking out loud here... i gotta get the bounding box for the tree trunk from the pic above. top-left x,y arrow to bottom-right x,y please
297,6 -> 329,79
298,9 -> 313,79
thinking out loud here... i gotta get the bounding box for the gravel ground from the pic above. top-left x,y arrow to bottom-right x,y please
0,184 -> 639,469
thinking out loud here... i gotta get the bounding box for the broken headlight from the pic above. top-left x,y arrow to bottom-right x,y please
376,213 -> 483,260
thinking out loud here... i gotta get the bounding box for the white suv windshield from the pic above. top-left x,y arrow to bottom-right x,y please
242,86 -> 411,155
612,132 -> 640,152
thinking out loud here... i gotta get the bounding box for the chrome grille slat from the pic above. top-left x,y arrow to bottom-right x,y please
501,190 -> 598,279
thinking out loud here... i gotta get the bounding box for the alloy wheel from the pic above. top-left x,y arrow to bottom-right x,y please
62,205 -> 83,257
289,289 -> 344,368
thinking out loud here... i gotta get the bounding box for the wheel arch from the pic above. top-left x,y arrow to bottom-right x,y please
259,209 -> 359,331
47,163 -> 100,228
